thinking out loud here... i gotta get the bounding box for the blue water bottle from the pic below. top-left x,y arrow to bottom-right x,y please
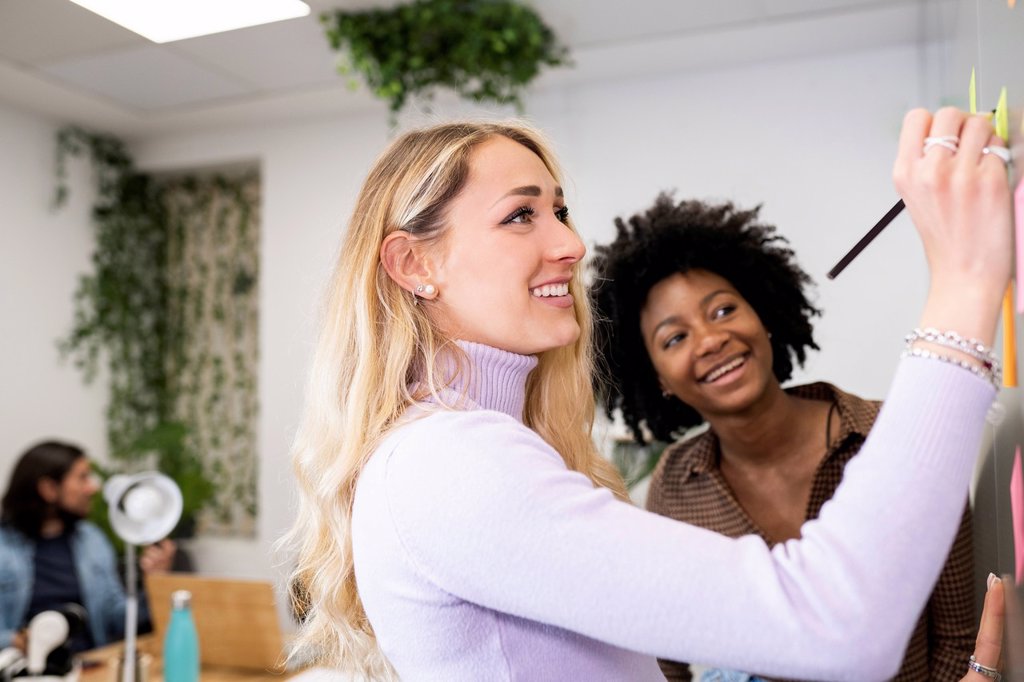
163,589 -> 200,682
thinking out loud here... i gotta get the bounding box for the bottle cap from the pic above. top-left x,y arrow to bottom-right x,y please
171,589 -> 192,609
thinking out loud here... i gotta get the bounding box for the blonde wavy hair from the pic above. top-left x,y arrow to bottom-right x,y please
283,120 -> 628,678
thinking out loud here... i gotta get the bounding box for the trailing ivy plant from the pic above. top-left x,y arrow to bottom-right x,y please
54,127 -> 263,538
321,0 -> 570,117
55,128 -> 174,459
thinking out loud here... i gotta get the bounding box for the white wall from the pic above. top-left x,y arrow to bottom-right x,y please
126,42 -> 938,582
0,101 -> 106,480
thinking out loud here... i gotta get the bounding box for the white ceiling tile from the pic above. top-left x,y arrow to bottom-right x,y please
764,0 -> 911,16
0,0 -> 144,64
305,1 -> 406,15
40,45 -> 256,110
534,1 -> 767,47
553,1 -> 925,85
0,57 -> 141,130
170,16 -> 339,91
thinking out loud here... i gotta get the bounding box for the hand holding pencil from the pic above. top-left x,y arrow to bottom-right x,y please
828,109 -> 1010,281
893,107 -> 1012,349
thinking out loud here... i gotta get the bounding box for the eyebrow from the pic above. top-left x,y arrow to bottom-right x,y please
490,185 -> 564,208
648,288 -> 732,344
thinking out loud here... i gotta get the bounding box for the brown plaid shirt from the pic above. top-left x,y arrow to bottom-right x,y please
646,382 -> 975,682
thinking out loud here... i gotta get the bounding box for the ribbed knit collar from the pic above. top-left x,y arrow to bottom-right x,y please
433,341 -> 537,422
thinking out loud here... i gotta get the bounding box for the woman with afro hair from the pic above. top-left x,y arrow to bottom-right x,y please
591,194 -> 975,682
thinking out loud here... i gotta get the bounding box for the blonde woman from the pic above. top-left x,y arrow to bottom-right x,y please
285,110 -> 1008,680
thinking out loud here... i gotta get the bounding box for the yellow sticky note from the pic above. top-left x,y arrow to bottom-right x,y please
996,87 -> 1009,142
969,68 -> 977,114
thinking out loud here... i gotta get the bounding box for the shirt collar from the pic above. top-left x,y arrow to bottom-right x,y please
674,382 -> 879,477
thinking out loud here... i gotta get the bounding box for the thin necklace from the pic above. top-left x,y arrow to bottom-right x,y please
824,400 -> 838,452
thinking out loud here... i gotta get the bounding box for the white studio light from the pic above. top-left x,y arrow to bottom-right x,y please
104,472 -> 183,545
68,0 -> 311,44
26,611 -> 69,675
123,486 -> 163,523
103,472 -> 183,682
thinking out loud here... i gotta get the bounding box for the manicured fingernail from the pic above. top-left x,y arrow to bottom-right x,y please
987,572 -> 1001,590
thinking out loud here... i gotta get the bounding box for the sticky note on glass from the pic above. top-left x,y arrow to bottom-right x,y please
969,69 -> 977,114
1012,446 -> 1024,583
995,87 -> 1009,142
1003,286 -> 1018,387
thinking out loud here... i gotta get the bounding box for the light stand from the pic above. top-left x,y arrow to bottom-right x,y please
103,473 -> 182,682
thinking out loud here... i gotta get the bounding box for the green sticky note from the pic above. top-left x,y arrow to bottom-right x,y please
970,68 -> 977,114
996,87 -> 1009,141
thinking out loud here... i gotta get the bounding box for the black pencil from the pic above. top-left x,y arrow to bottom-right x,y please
826,199 -> 905,279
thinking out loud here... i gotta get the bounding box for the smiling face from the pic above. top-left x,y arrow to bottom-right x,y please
427,135 -> 586,356
640,269 -> 777,419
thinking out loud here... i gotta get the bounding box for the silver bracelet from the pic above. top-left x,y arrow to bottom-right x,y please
905,328 -> 1000,372
967,655 -> 1001,681
901,347 -> 1001,389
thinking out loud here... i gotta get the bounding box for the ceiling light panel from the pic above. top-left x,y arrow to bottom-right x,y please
68,0 -> 310,43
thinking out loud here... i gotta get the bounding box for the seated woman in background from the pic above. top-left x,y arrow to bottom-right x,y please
0,441 -> 175,653
286,108 -> 1007,680
591,195 -> 976,682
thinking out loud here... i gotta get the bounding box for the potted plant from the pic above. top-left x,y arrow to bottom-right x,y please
321,0 -> 571,118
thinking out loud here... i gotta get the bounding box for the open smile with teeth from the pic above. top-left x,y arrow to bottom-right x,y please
531,283 -> 569,298
700,355 -> 747,383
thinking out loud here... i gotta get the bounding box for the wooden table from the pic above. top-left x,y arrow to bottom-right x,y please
79,636 -> 294,682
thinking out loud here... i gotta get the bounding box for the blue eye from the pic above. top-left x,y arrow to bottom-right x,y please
555,205 -> 570,223
502,206 -> 535,224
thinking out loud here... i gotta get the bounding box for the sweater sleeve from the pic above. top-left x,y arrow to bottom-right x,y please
645,446 -> 695,682
380,358 -> 992,682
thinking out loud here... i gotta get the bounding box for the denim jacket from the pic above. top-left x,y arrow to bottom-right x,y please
0,521 -> 129,649
701,670 -> 767,682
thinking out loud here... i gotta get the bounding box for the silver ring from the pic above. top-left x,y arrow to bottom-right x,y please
968,655 -> 1001,681
924,138 -> 959,154
982,146 -> 1012,165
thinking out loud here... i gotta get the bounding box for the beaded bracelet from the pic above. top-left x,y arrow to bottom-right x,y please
905,328 -> 1001,373
901,347 -> 1001,389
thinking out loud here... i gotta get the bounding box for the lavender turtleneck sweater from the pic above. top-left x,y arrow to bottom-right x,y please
351,341 -> 993,681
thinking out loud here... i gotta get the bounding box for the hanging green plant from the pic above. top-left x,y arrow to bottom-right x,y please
321,0 -> 571,116
54,127 -> 259,539
55,127 -> 174,459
